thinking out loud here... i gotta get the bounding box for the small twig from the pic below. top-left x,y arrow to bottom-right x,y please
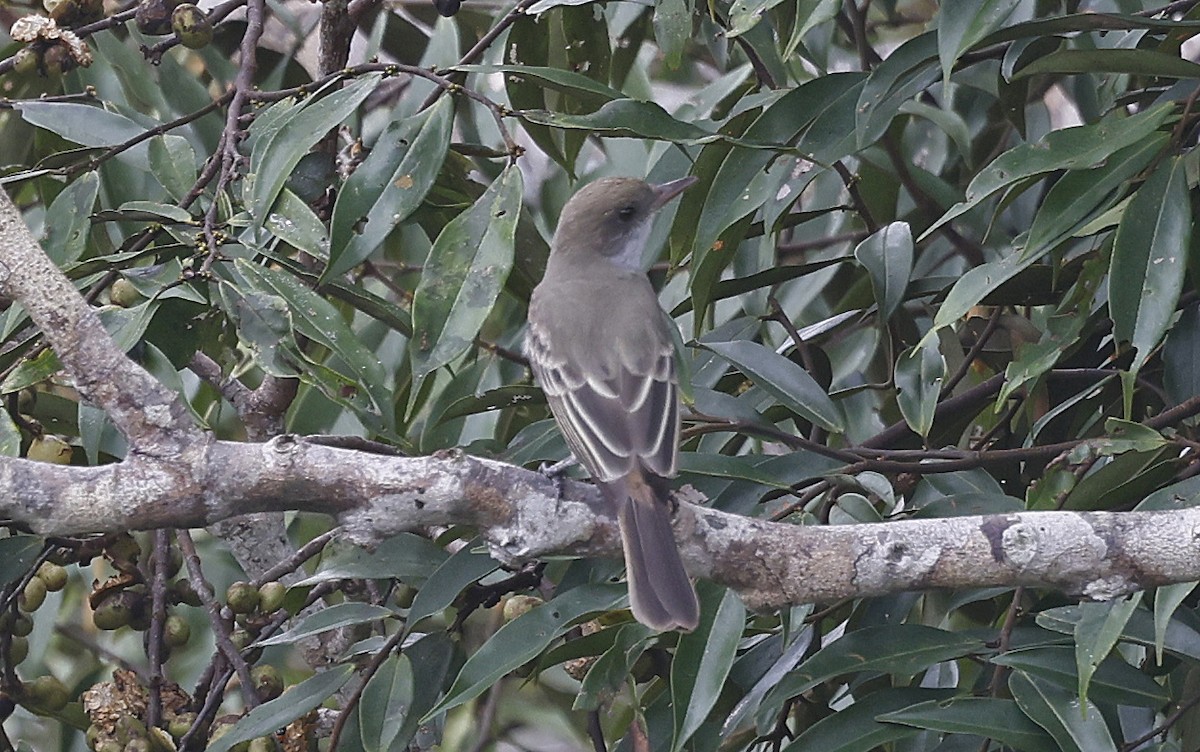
941,307 -> 1002,398
176,531 -> 260,708
145,529 -> 172,729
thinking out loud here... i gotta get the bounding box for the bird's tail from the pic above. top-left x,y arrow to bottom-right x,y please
601,472 -> 700,632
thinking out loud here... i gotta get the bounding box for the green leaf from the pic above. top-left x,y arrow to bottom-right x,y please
992,645 -> 1169,709
1164,305 -> 1200,408
923,102 -> 1174,240
246,75 -> 380,228
1008,671 -> 1117,752
267,189 -> 330,260
296,533 -> 447,585
1039,604 -> 1200,662
575,623 -> 655,711
856,32 -> 938,148
425,584 -> 625,719
1110,155 -> 1192,374
1014,48 -> 1200,80
410,165 -> 522,379
255,602 -> 395,646
325,96 -> 453,281
1024,134 -> 1167,258
762,626 -> 984,718
702,340 -> 843,432
0,409 -> 20,458
16,103 -> 153,169
1155,582 -> 1199,665
653,0 -> 690,68
1072,594 -> 1141,707
235,260 -> 394,432
148,135 -> 196,202
782,688 -> 956,752
206,666 -> 355,752
726,0 -> 788,38
671,585 -> 745,751
854,221 -> 913,321
405,540 -> 498,627
520,99 -> 719,144
357,632 -> 455,751
0,536 -> 44,584
451,65 -> 621,105
894,338 -> 944,439
878,697 -> 1059,752
42,172 -> 99,266
938,0 -> 1020,82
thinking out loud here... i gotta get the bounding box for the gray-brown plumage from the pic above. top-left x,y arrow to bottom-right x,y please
526,176 -> 700,632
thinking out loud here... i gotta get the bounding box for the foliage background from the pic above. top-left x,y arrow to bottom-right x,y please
3,0 -> 1200,749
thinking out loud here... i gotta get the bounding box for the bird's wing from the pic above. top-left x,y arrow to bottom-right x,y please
526,317 -> 679,483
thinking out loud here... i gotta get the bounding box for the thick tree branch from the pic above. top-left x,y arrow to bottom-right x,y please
0,191 -> 201,456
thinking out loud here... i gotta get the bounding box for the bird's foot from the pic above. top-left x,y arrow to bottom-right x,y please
538,455 -> 577,508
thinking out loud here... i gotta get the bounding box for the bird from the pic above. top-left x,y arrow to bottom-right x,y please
526,175 -> 701,632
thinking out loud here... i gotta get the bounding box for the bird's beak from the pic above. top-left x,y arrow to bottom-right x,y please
651,176 -> 698,209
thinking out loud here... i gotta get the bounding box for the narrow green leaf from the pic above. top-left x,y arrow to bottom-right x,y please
410,166 -> 522,378
0,536 -> 44,584
326,96 -> 453,281
1015,48 -> 1200,80
1009,671 -> 1117,752
878,697 -> 1059,752
922,102 -> 1174,240
992,645 -> 1169,708
856,32 -> 938,148
575,623 -> 655,711
247,75 -> 380,227
1155,582 -> 1199,664
267,189 -> 330,260
520,100 -> 719,144
206,666 -> 355,752
235,260 -> 394,432
1110,155 -> 1192,374
148,135 -> 196,202
761,626 -> 984,718
894,338 -> 944,438
451,65 -> 621,104
726,0 -> 787,38
782,688 -> 956,752
405,540 -> 498,627
425,584 -> 625,719
1073,595 -> 1141,707
854,221 -> 913,320
702,340 -> 843,432
42,172 -> 99,266
672,586 -> 745,751
938,0 -> 1020,82
16,103 -> 153,169
1039,604 -> 1200,662
358,655 -> 408,751
296,533 -> 447,585
255,602 -> 395,646
653,0 -> 690,68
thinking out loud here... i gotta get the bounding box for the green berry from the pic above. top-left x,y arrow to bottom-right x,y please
257,581 -> 285,613
226,581 -> 259,614
19,576 -> 47,612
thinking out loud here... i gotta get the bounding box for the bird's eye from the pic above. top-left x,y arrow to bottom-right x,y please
617,206 -> 636,221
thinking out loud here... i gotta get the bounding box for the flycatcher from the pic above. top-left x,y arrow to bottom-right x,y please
526,175 -> 700,632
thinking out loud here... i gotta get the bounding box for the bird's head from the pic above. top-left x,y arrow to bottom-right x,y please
551,176 -> 697,271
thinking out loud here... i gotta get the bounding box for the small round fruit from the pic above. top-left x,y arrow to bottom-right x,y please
114,714 -> 148,744
92,592 -> 135,630
19,576 -> 47,612
392,584 -> 416,609
27,435 -> 72,464
170,3 -> 212,49
163,614 -> 190,647
225,581 -> 259,614
37,562 -> 68,592
134,0 -> 175,34
250,664 -> 283,701
166,711 -> 196,739
106,533 -> 142,563
12,48 -> 39,76
11,614 -> 33,638
108,278 -> 143,308
22,675 -> 69,712
257,581 -> 285,613
502,594 -> 543,622
124,739 -> 151,752
170,579 -> 202,607
229,629 -> 253,651
9,636 -> 29,664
